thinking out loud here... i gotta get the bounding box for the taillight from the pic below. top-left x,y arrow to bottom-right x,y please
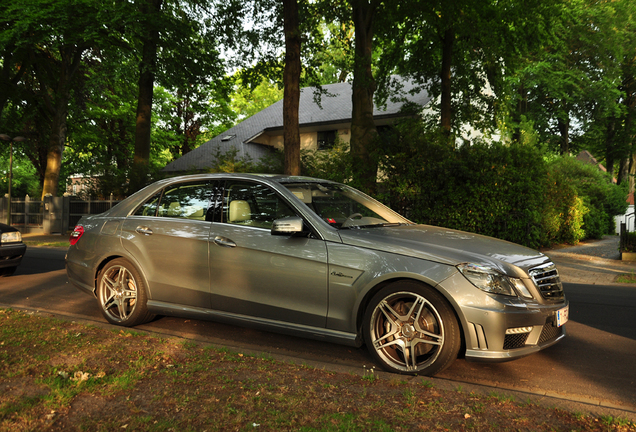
69,225 -> 84,246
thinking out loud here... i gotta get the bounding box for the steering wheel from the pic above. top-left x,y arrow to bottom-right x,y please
342,212 -> 363,228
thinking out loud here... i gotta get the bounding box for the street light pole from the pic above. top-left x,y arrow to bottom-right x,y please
0,134 -> 26,226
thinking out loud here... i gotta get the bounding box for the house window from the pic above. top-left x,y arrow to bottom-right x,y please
317,130 -> 337,150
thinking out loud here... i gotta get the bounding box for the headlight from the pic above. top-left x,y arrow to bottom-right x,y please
457,263 -> 533,298
1,231 -> 21,243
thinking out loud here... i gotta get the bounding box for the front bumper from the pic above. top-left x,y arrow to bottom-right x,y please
440,271 -> 568,362
0,242 -> 27,269
463,306 -> 567,362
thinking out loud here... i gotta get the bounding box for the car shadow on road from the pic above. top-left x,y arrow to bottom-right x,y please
564,282 -> 636,341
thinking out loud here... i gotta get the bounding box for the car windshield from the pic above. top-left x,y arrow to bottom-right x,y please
283,182 -> 410,229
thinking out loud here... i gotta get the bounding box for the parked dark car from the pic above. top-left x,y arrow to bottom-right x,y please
66,174 -> 568,376
0,223 -> 26,276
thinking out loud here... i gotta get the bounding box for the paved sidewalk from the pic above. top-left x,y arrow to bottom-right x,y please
544,235 -> 636,285
21,232 -> 70,246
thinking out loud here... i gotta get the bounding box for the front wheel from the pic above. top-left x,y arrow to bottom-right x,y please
97,258 -> 154,327
363,281 -> 461,376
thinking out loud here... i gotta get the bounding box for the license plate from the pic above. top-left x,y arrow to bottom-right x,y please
556,305 -> 569,327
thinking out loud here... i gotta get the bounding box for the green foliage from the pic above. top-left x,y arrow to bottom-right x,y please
363,118 -> 629,248
301,140 -> 353,184
230,76 -> 284,121
204,148 -> 283,175
0,153 -> 41,198
377,119 -> 547,248
546,157 -> 627,240
622,232 -> 636,253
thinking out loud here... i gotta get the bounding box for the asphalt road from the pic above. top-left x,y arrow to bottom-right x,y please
2,246 -> 636,416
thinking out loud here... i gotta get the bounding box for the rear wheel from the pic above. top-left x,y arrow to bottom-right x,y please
0,266 -> 17,277
97,258 -> 154,326
363,281 -> 461,376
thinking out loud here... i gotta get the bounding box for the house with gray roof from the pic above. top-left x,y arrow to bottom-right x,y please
163,78 -> 432,173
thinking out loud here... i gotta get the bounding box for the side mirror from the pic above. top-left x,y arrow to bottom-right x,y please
271,216 -> 307,236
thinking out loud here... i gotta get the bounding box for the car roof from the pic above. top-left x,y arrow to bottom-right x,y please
97,173 -> 343,219
159,173 -> 340,186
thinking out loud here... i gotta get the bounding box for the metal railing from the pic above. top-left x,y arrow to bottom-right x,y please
0,195 -> 121,234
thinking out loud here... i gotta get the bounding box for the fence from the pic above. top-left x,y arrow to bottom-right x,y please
0,195 -> 121,234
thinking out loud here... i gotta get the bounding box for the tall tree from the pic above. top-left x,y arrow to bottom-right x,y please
0,0 -> 131,198
377,0 -> 561,145
283,0 -> 302,176
349,0 -> 380,194
131,0 -> 163,192
510,0 -> 624,156
128,0 -> 232,190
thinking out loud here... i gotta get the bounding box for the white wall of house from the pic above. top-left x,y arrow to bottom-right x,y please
615,205 -> 635,233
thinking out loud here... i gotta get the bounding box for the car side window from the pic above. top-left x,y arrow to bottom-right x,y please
160,182 -> 213,220
134,181 -> 213,220
223,181 -> 296,229
134,191 -> 163,217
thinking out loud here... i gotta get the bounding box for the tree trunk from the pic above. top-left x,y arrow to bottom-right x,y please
557,115 -> 570,155
440,26 -> 454,137
604,118 -> 616,176
350,0 -> 379,195
283,0 -> 301,176
618,157 -> 630,185
41,101 -> 68,198
131,0 -> 162,193
41,47 -> 83,198
630,154 -> 636,196
512,84 -> 528,143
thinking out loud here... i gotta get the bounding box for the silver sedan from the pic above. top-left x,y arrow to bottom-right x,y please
66,174 -> 568,376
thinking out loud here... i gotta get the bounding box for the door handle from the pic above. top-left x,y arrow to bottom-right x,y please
135,226 -> 153,235
213,236 -> 236,248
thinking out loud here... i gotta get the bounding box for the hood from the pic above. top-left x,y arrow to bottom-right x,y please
337,224 -> 551,278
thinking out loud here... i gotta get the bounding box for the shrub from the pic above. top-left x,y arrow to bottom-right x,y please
287,118 -> 628,249
546,157 -> 627,241
622,231 -> 636,252
378,120 -> 547,248
301,140 -> 352,183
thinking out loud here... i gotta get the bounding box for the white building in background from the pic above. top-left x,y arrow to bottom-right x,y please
615,194 -> 635,234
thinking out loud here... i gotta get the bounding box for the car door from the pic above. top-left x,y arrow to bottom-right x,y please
208,179 -> 329,328
121,180 -> 214,308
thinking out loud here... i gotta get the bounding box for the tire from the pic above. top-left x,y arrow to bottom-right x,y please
0,266 -> 17,277
363,281 -> 461,376
97,258 -> 154,327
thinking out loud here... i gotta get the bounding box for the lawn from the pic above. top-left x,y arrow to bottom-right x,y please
0,308 -> 634,431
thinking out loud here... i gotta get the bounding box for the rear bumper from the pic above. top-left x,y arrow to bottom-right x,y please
0,243 -> 26,269
66,260 -> 97,296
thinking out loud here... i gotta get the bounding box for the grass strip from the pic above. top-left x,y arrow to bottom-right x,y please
0,308 -> 634,431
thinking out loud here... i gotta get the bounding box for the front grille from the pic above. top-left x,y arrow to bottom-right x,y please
503,333 -> 529,349
539,321 -> 563,344
529,262 -> 564,301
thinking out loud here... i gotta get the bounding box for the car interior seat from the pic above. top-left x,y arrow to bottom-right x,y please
229,200 -> 252,224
